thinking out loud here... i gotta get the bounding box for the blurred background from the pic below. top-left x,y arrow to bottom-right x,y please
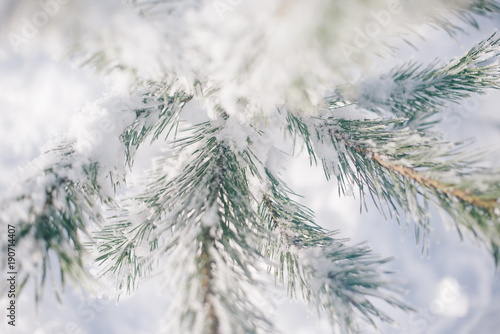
1,1 -> 500,333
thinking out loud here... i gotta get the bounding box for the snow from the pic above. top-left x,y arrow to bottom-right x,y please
201,204 -> 219,228
215,117 -> 252,153
2,1 -> 500,334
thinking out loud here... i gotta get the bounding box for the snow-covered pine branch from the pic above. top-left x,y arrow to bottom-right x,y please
288,114 -> 500,262
91,114 -> 412,333
2,0 -> 500,333
0,87 -> 190,294
341,32 -> 500,130
95,118 -> 276,333
261,171 -> 413,332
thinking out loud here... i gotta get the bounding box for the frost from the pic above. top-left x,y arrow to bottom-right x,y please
201,204 -> 219,227
3,1 -> 500,333
215,117 -> 251,153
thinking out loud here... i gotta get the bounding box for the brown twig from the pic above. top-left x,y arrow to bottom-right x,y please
200,228 -> 219,334
342,135 -> 499,211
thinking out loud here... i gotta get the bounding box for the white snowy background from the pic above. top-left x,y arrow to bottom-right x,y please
1,1 -> 500,334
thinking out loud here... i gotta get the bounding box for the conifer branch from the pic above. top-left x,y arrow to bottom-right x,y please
2,84 -> 190,296
95,119 -> 275,333
200,228 -> 219,334
287,114 -> 500,263
259,171 -> 413,333
339,32 -> 500,130
4,2 -> 500,333
120,85 -> 192,166
365,148 -> 498,211
439,0 -> 500,34
2,144 -> 109,298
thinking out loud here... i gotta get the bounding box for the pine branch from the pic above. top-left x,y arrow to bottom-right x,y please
92,210 -> 155,294
199,228 -> 219,334
259,170 -> 412,333
120,83 -> 192,166
95,120 -> 275,333
339,32 -> 500,130
367,149 -> 498,211
436,0 -> 500,35
1,83 -> 190,298
1,144 -> 109,299
5,2 -> 500,333
288,113 -> 500,263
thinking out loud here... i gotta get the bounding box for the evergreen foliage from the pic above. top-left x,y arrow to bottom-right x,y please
2,0 -> 500,333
